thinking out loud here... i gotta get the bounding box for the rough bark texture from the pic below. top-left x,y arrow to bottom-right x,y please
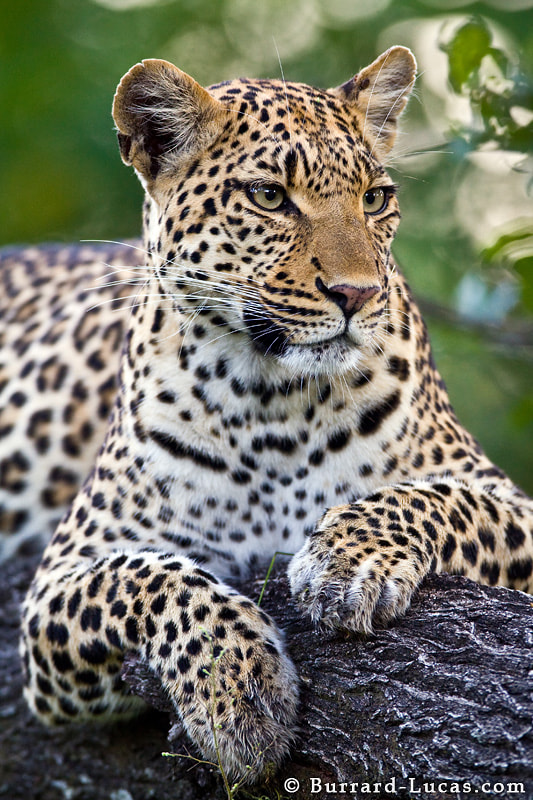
1,554 -> 532,800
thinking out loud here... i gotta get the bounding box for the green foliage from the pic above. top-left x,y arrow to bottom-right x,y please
442,16 -> 533,155
443,17 -> 493,94
2,0 -> 532,491
436,16 -> 533,488
482,223 -> 533,313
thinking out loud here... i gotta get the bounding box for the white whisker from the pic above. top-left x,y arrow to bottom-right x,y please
273,36 -> 293,153
369,79 -> 417,160
81,238 -> 151,258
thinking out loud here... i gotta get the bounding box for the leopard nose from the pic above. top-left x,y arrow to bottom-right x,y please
316,278 -> 379,317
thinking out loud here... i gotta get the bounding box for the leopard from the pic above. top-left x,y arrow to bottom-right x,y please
3,46 -> 532,784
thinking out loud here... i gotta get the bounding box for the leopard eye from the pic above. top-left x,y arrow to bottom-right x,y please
248,185 -> 286,211
363,187 -> 388,215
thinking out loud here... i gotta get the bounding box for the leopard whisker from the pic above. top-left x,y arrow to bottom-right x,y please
273,36 -> 293,153
369,80 -> 417,160
84,290 -> 153,313
81,238 -> 152,258
92,265 -> 152,280
161,260 -> 264,288
385,145 -> 453,165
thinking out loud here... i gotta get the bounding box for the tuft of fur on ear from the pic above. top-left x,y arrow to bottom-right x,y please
332,47 -> 417,158
112,59 -> 225,182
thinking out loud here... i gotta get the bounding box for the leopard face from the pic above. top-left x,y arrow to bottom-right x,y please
116,56 -> 411,380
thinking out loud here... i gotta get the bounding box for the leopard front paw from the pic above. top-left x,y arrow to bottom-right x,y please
165,595 -> 299,784
288,505 -> 432,633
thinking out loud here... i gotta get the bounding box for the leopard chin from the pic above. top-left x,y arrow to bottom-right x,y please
279,334 -> 368,378
242,307 -> 372,377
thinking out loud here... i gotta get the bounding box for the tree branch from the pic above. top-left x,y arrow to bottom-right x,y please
419,297 -> 533,354
2,557 -> 532,799
124,570 -> 533,797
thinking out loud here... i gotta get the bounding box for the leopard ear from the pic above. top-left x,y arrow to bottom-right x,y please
332,47 -> 417,158
112,59 -> 225,183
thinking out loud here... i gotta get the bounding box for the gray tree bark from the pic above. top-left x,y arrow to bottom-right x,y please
1,555 -> 532,800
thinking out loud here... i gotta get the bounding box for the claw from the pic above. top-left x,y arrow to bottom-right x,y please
289,537 -> 419,634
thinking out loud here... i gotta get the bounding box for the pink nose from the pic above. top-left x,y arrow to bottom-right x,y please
316,278 -> 379,317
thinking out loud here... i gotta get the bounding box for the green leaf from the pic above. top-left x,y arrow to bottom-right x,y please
482,228 -> 533,263
515,256 -> 533,312
442,18 -> 492,92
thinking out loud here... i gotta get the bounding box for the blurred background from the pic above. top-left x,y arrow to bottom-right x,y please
1,0 -> 532,491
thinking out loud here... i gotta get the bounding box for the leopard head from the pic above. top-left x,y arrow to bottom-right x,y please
113,47 -> 416,378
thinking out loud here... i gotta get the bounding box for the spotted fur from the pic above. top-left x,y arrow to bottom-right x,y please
3,47 -> 531,783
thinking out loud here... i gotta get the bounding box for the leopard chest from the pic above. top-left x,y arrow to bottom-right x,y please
117,387 -> 406,577
109,316 -> 415,576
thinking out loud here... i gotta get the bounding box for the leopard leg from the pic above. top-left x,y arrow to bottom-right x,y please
289,478 -> 533,633
21,549 -> 298,784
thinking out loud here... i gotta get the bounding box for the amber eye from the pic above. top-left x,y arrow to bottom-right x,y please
363,187 -> 388,215
248,185 -> 286,211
